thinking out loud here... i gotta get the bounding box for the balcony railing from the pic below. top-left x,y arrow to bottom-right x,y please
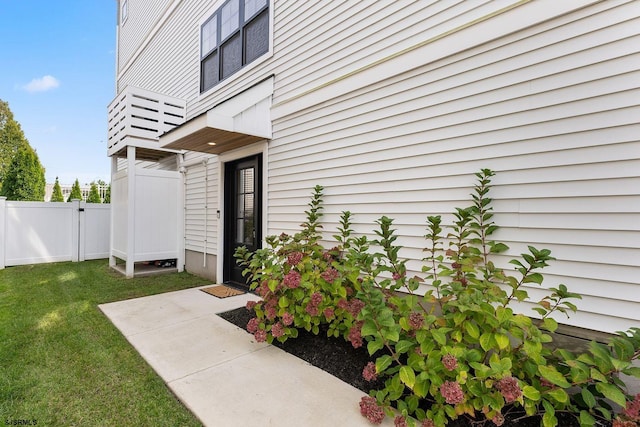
107,86 -> 186,158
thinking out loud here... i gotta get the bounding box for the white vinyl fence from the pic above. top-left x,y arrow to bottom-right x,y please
0,197 -> 110,269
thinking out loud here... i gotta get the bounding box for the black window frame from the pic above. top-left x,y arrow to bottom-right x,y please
200,0 -> 269,93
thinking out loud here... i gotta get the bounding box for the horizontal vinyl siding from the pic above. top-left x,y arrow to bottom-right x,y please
272,0 -> 519,104
267,0 -> 640,333
118,0 -> 173,75
184,153 -> 219,254
118,0 -> 206,100
118,0 -> 277,120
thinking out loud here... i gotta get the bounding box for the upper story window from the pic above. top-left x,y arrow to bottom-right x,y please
121,0 -> 128,24
200,0 -> 269,93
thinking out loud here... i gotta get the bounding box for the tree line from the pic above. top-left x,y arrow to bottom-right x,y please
49,177 -> 110,203
0,99 -> 109,203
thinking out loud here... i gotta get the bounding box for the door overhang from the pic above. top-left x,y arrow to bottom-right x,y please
160,76 -> 274,155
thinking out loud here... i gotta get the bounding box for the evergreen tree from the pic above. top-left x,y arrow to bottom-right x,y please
51,177 -> 64,202
103,184 -> 111,203
67,178 -> 83,202
0,144 -> 46,201
0,99 -> 30,192
87,181 -> 101,203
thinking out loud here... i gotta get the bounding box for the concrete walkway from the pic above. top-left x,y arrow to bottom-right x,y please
99,286 -> 392,426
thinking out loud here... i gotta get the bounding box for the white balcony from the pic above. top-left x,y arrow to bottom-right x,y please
107,86 -> 186,161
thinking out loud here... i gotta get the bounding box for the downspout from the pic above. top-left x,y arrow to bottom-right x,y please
178,153 -> 187,273
178,156 -> 211,270
202,158 -> 209,268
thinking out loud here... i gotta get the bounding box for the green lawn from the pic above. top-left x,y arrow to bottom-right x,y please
0,260 -> 207,426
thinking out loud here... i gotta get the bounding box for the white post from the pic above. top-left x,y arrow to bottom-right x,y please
78,200 -> 86,262
177,154 -> 185,273
0,197 -> 5,269
109,156 -> 117,269
71,199 -> 81,262
126,145 -> 136,278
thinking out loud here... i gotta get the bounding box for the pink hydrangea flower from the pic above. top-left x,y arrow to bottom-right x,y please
323,307 -> 335,320
492,413 -> 505,427
265,305 -> 277,320
359,396 -> 385,424
362,362 -> 377,381
348,299 -> 365,317
283,270 -> 301,289
442,354 -> 458,371
257,281 -> 270,298
394,416 -> 408,427
623,393 -> 640,421
324,248 -> 338,262
310,292 -> 323,306
321,267 -> 339,283
281,312 -> 294,326
271,322 -> 285,338
392,272 -> 404,281
613,420 -> 637,427
245,300 -> 258,311
496,377 -> 522,403
440,380 -> 464,404
287,251 -> 303,266
421,420 -> 435,427
409,312 -> 424,329
349,321 -> 364,348
337,299 -> 349,310
305,303 -> 319,316
254,329 -> 267,343
247,317 -> 259,333
311,292 -> 322,305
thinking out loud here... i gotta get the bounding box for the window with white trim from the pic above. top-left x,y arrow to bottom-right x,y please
200,0 -> 269,92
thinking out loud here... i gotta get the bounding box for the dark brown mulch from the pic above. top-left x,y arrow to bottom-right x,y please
218,306 -> 602,427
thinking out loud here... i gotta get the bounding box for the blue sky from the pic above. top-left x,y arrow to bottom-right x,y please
0,1 -> 116,186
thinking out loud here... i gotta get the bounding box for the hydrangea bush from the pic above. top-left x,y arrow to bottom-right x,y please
235,185 -> 362,343
235,171 -> 640,427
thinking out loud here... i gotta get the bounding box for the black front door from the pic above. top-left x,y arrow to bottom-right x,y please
223,154 -> 262,287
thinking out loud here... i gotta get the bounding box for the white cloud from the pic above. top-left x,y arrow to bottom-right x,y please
23,75 -> 60,93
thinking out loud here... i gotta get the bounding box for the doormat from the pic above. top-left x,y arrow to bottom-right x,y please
200,285 -> 245,299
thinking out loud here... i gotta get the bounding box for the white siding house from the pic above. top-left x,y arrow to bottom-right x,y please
108,0 -> 639,336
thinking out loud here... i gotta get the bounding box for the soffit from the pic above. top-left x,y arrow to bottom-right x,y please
160,76 -> 274,155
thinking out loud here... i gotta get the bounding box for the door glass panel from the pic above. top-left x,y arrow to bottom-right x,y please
243,213 -> 254,244
237,194 -> 245,217
236,219 -> 244,244
235,166 -> 255,244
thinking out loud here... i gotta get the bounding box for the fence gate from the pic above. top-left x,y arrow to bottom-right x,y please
0,198 -> 110,269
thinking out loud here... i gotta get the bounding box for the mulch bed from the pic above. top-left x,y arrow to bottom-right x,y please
218,306 -> 601,426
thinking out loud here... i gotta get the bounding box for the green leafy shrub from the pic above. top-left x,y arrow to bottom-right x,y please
51,177 -> 64,202
348,170 -> 640,426
67,178 -> 82,202
0,144 -> 45,201
235,171 -> 640,427
87,181 -> 102,203
235,185 -> 362,343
